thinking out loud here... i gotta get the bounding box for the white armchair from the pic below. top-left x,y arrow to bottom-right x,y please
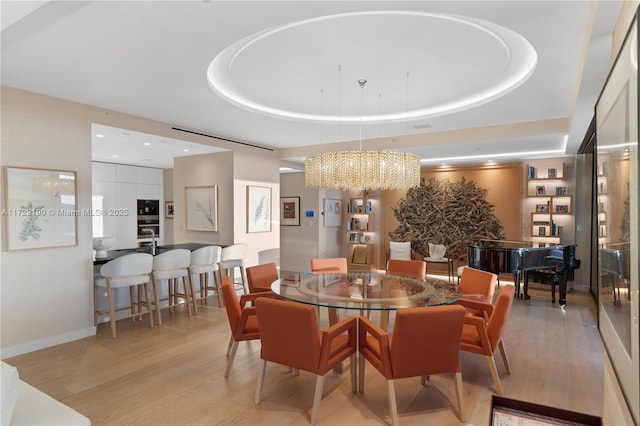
389,241 -> 412,260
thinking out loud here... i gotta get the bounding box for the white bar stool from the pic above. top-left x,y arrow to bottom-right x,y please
220,243 -> 248,294
94,253 -> 154,338
151,249 -> 196,325
189,245 -> 223,306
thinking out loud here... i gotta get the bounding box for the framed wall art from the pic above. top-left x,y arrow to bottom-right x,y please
247,185 -> 271,233
323,198 -> 341,227
4,166 -> 77,251
165,201 -> 174,218
185,186 -> 217,231
280,196 -> 300,226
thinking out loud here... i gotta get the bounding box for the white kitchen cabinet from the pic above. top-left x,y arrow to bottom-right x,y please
116,182 -> 138,249
116,164 -> 137,183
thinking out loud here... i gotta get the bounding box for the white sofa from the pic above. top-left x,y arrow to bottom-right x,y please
2,361 -> 90,425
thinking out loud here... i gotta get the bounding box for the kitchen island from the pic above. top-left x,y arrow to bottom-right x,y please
93,243 -> 227,265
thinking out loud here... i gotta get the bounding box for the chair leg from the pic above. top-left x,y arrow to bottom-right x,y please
106,283 -> 117,339
225,340 -> 239,378
421,375 -> 430,386
486,354 -> 504,396
93,285 -> 99,326
255,359 -> 267,404
129,286 -> 136,322
215,269 -> 224,307
350,353 -> 357,393
358,352 -> 365,393
454,371 -> 465,422
226,335 -> 234,357
311,374 -> 326,425
144,282 -> 154,328
152,276 -> 162,325
498,339 -> 511,374
386,379 -> 399,426
186,274 -> 197,315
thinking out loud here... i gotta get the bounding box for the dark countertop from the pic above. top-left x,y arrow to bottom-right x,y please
93,243 -> 226,265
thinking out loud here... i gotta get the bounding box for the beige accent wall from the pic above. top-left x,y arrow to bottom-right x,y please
380,163 -> 522,267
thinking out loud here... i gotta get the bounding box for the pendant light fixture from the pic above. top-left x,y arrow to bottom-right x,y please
305,79 -> 421,191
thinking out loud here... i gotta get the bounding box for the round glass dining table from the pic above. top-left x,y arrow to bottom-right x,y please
271,270 -> 461,312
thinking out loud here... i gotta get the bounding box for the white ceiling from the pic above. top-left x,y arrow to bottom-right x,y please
0,1 -> 624,169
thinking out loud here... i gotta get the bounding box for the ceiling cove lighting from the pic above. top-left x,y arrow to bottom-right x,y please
207,10 -> 537,123
305,80 -> 421,191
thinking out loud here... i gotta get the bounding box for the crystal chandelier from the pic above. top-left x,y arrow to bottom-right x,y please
305,79 -> 421,191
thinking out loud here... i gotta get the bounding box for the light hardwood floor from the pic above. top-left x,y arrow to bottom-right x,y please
5,280 -> 604,425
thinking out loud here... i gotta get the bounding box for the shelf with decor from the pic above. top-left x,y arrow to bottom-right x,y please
596,158 -> 609,245
524,160 -> 574,247
345,192 -> 379,269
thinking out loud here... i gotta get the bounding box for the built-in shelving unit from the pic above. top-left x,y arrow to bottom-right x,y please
524,160 -> 574,247
345,191 -> 379,269
597,157 -> 609,245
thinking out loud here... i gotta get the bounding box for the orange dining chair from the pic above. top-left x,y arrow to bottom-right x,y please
246,262 -> 279,293
254,297 -> 357,425
459,266 -> 498,303
220,276 -> 273,378
458,267 -> 498,319
310,257 -> 348,324
386,259 -> 427,280
359,304 -> 467,424
456,284 -> 515,396
310,257 -> 348,274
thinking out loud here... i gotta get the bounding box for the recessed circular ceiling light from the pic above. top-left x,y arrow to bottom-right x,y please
95,134 -> 105,138
143,142 -> 151,146
208,10 -> 537,123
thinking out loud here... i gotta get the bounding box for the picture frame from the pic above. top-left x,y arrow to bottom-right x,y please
536,185 -> 546,196
323,198 -> 342,227
165,201 -> 174,218
280,196 -> 300,226
490,395 -> 602,426
555,204 -> 569,213
185,186 -> 218,231
247,185 -> 271,233
538,226 -> 546,236
547,168 -> 557,179
535,204 -> 548,212
4,166 -> 77,251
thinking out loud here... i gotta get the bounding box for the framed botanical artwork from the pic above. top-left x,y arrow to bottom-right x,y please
323,198 -> 341,227
4,166 -> 77,250
185,186 -> 217,231
280,196 -> 300,226
247,185 -> 271,233
165,201 -> 174,218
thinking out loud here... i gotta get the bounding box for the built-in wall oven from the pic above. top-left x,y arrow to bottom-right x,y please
137,199 -> 160,242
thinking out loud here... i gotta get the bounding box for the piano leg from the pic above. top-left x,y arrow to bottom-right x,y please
559,272 -> 567,307
513,272 -> 521,298
522,271 -> 531,300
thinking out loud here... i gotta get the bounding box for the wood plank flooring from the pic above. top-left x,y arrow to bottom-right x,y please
4,280 -> 604,425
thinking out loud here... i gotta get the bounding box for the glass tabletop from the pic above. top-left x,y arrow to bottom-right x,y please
272,271 -> 461,311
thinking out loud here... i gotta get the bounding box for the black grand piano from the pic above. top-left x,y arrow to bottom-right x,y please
468,241 -> 580,306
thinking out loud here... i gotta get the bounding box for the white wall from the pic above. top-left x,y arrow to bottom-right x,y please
173,149 -> 281,269
1,87 -> 95,357
279,172 -> 343,272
